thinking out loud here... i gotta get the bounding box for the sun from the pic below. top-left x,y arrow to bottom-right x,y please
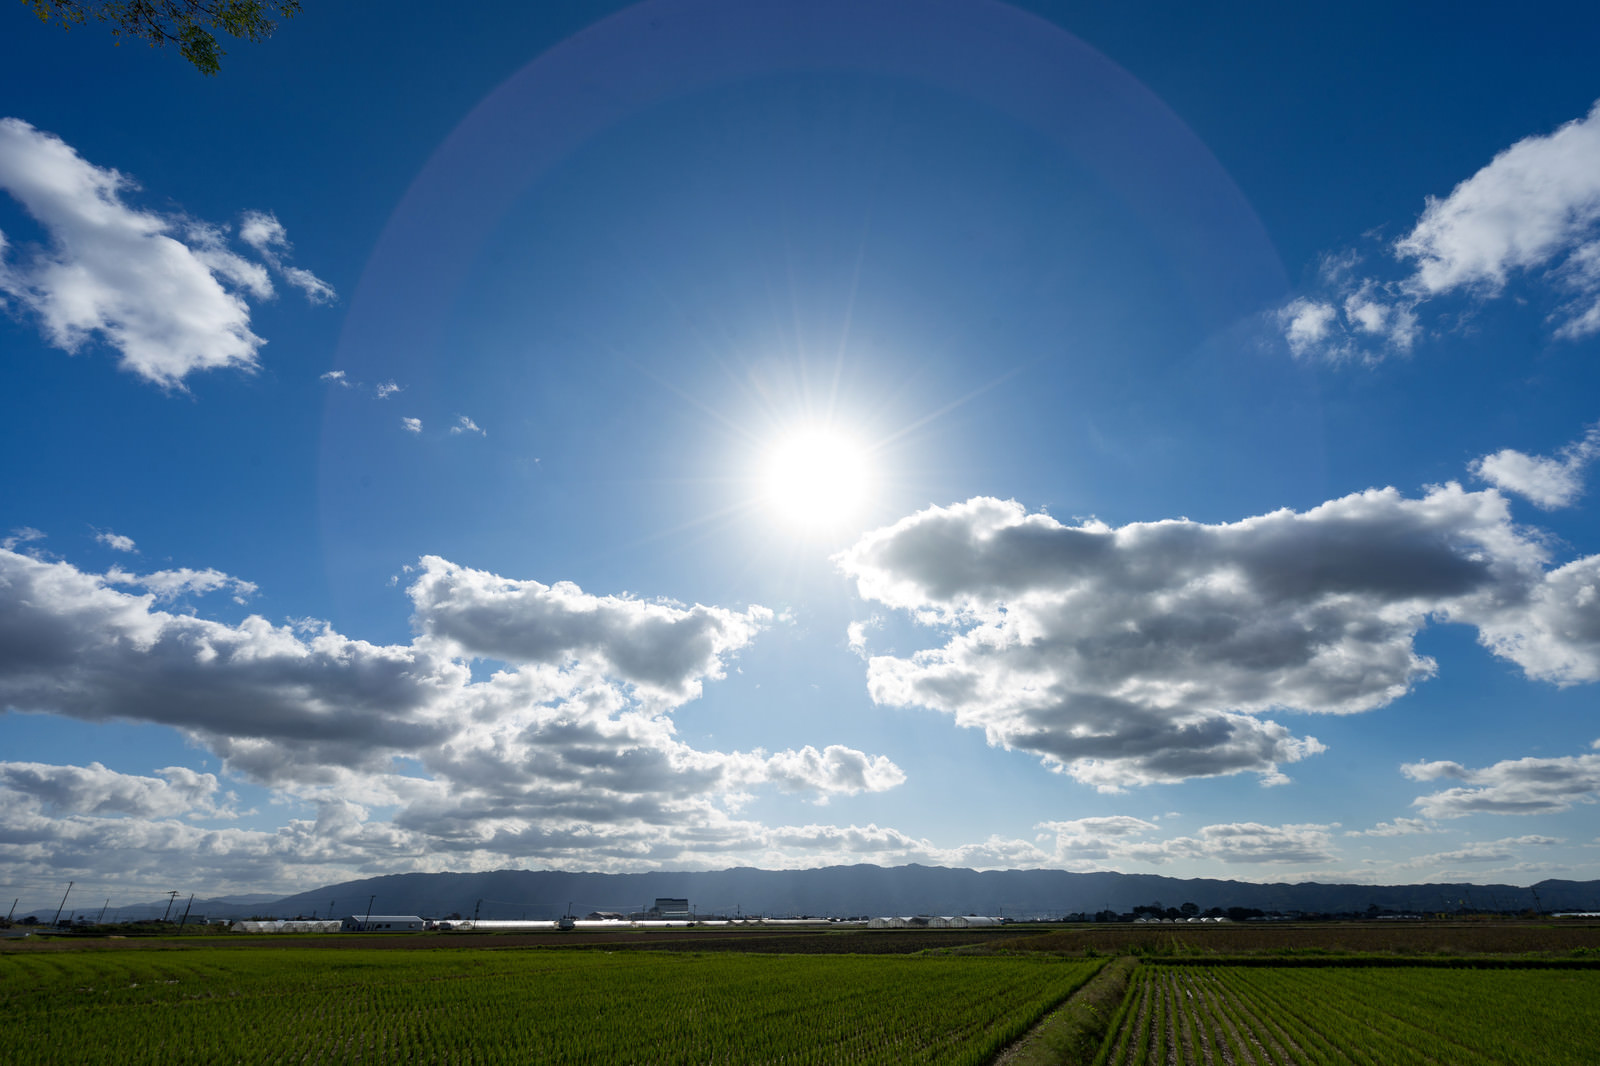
760,426 -> 874,530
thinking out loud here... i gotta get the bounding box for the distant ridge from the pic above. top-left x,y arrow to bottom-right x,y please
244,865 -> 1600,922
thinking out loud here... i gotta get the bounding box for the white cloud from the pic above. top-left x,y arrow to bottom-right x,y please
1397,102 -> 1600,316
1346,817 -> 1434,837
401,416 -> 422,434
408,555 -> 771,706
103,564 -> 257,603
0,761 -> 233,819
94,530 -> 136,553
238,210 -> 335,305
375,381 -> 401,399
1279,100 -> 1600,360
0,120 -> 330,387
0,546 -> 910,885
450,415 -> 485,436
1470,424 -> 1600,509
238,210 -> 287,255
1411,836 -> 1562,866
1280,298 -> 1341,358
320,369 -> 350,387
837,481 -> 1600,789
846,616 -> 881,659
1405,751 -> 1600,817
1,527 -> 46,552
761,745 -> 906,800
1039,816 -> 1335,866
1149,822 -> 1337,865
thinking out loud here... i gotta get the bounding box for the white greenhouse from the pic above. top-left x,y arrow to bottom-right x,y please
230,920 -> 343,933
868,915 -> 1004,929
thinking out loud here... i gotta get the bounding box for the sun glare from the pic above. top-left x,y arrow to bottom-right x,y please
761,427 -> 873,530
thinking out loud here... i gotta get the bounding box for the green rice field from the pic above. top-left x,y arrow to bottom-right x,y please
5,924 -> 1600,1064
1096,964 -> 1600,1066
0,947 -> 1102,1064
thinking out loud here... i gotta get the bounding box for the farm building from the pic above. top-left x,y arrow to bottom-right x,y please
342,914 -> 427,932
651,898 -> 691,919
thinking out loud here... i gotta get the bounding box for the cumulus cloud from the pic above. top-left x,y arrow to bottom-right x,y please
0,546 -> 908,887
450,415 -> 484,436
1277,258 -> 1420,364
1470,424 -> 1600,509
0,119 -> 330,387
762,745 -> 906,800
375,381 -> 401,399
1039,816 -> 1161,862
837,483 -> 1600,789
94,530 -> 136,553
1405,751 -> 1600,817
1279,100 -> 1600,361
320,369 -> 350,387
401,416 -> 422,433
0,761 -> 232,819
1151,822 -> 1338,865
408,555 -> 772,706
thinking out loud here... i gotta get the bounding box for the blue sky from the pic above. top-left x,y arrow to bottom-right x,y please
4,0 -> 1600,909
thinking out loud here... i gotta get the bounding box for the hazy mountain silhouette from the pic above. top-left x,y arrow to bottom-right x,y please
246,865 -> 1600,921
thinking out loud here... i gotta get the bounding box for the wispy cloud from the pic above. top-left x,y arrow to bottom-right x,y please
1346,817 -> 1435,837
237,210 -> 336,305
1405,750 -> 1600,817
103,564 -> 258,604
0,119 -> 331,388
1,527 -> 45,551
1470,423 -> 1600,509
1039,817 -> 1336,866
94,530 -> 137,553
450,415 -> 485,436
401,416 -> 422,434
1278,100 -> 1600,362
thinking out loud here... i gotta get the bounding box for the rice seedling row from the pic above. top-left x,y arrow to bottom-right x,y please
0,947 -> 1102,1064
1098,965 -> 1600,1066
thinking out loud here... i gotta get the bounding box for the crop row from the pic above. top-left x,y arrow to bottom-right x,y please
1,947 -> 1102,1064
1096,964 -> 1599,1065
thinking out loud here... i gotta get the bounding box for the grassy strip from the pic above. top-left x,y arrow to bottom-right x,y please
1149,954 -> 1600,968
994,955 -> 1138,1066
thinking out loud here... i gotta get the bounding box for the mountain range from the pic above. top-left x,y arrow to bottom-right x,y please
57,865 -> 1598,924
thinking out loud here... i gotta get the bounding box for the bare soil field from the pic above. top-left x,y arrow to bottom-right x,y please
999,919 -> 1600,957
7,918 -> 1598,960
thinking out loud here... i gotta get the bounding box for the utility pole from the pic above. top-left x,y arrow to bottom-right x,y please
98,899 -> 110,924
51,881 -> 74,927
365,895 -> 375,930
473,898 -> 482,926
7,898 -> 16,922
162,890 -> 180,923
178,894 -> 195,932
